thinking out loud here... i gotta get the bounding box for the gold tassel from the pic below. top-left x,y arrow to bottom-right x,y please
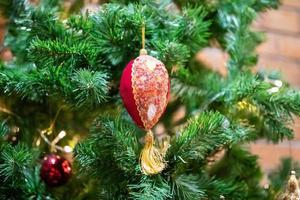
140,130 -> 166,175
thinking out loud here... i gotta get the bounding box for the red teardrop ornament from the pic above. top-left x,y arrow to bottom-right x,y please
120,55 -> 170,130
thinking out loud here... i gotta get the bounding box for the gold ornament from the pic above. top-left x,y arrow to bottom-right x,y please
279,171 -> 300,200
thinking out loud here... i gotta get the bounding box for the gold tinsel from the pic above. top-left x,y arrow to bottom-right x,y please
237,100 -> 259,114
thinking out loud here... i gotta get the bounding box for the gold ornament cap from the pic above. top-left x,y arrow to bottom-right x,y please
139,49 -> 148,55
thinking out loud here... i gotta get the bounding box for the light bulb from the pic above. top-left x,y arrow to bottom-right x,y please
64,146 -> 73,153
58,130 -> 66,139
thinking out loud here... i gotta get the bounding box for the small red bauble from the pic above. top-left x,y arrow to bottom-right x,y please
120,55 -> 170,130
40,154 -> 72,187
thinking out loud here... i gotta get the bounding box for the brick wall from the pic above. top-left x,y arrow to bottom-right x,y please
0,18 -> 7,59
252,0 -> 300,176
198,0 -> 300,177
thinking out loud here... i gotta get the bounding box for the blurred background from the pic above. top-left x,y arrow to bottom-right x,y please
0,0 -> 300,185
197,0 -> 300,184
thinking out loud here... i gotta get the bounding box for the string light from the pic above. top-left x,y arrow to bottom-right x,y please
36,137 -> 41,146
63,146 -> 73,153
53,130 -> 66,142
38,107 -> 73,154
40,129 -> 69,153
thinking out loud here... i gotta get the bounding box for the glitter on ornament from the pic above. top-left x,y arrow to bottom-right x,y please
131,55 -> 169,130
40,154 -> 72,187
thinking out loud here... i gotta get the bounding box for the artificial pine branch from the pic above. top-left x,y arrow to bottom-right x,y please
0,0 -> 298,199
0,144 -> 32,183
0,121 -> 9,136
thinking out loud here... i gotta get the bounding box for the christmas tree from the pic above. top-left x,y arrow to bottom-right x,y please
0,0 -> 299,199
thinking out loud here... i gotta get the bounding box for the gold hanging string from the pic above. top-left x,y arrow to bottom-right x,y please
46,106 -> 64,134
140,22 -> 148,55
142,22 -> 145,49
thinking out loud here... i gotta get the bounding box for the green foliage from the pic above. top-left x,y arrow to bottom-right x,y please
173,0 -> 214,8
129,176 -> 171,200
74,116 -> 140,198
179,6 -> 211,53
210,145 -> 265,199
153,41 -> 190,70
0,144 -> 32,183
0,144 -> 52,200
72,70 -> 109,107
253,0 -> 280,11
216,0 -> 280,77
74,114 -> 252,199
165,112 -> 254,199
167,111 -> 249,168
28,38 -> 97,69
172,174 -> 205,199
0,0 -> 298,199
22,165 -> 49,200
0,121 -> 9,136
